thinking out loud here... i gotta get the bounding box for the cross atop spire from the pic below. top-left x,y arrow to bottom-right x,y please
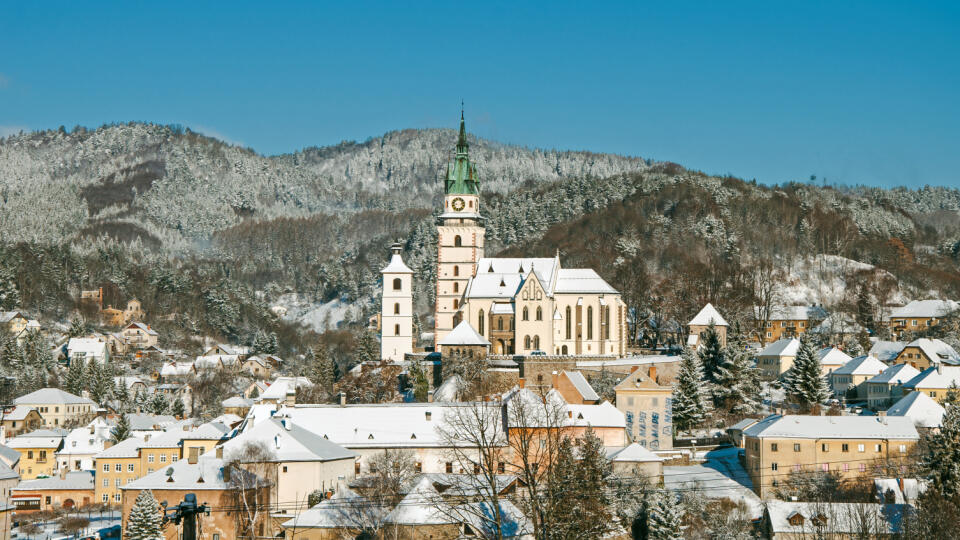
456,104 -> 469,155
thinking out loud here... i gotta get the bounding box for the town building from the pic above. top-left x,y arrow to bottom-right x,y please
0,406 -> 42,439
0,312 -> 28,337
380,243 -> 414,362
606,443 -> 664,481
757,338 -> 799,380
436,319 -> 490,359
120,321 -> 158,350
7,429 -> 66,479
10,471 -> 94,513
687,303 -> 728,348
12,388 -> 97,428
757,305 -> 828,344
869,340 -> 906,363
550,370 -> 600,405
121,455 -> 272,540
258,377 -> 313,406
761,500 -> 909,539
56,420 -> 111,472
66,337 -> 110,364
742,414 -> 919,497
902,364 -> 960,403
892,338 -> 960,369
886,391 -> 945,430
830,355 -> 887,399
614,366 -> 672,449
864,364 -> 921,409
279,483 -> 389,539
886,299 -> 958,339
816,347 -> 852,376
0,461 -> 18,509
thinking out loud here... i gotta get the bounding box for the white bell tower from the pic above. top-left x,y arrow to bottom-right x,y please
381,243 -> 414,361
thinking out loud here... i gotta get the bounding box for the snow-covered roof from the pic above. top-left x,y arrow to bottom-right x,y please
742,414 -> 918,440
476,257 -> 558,286
503,387 -> 624,429
195,356 -> 224,369
13,388 -> 95,406
280,403 -> 501,448
381,252 -> 413,274
433,375 -> 465,402
13,471 -> 94,491
222,396 -> 254,408
817,347 -> 853,367
259,377 -> 313,401
3,405 -> 37,421
6,429 -> 66,449
758,338 -> 799,357
383,477 -> 457,525
904,338 -> 960,365
281,484 -> 388,529
465,273 -> 523,299
437,321 -> 490,347
124,321 -> 158,335
490,302 -> 514,315
457,500 -> 533,538
0,311 -> 26,323
220,417 -> 356,463
874,478 -> 927,504
160,361 -> 195,376
122,455 -> 267,491
560,370 -> 599,402
760,305 -> 829,321
764,500 -> 909,536
688,303 -> 728,326
869,340 -> 906,362
904,365 -> 960,390
810,312 -> 864,335
886,391 -> 945,428
888,299 -> 958,319
866,364 -> 921,385
66,338 -> 107,357
606,442 -> 664,462
94,437 -> 142,459
113,376 -> 146,389
553,268 -> 618,294
831,355 -> 886,376
0,461 -> 17,481
728,418 -> 760,431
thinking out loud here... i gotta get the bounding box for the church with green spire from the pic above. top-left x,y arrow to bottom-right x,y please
444,111 -> 481,196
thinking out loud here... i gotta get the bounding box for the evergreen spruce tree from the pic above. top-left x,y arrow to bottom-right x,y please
698,323 -> 724,383
111,413 -> 132,444
672,347 -> 711,434
922,383 -> 960,502
311,345 -> 336,394
355,330 -> 379,364
783,336 -> 831,412
87,359 -> 114,405
64,358 -> 86,396
125,489 -> 163,540
134,387 -> 148,411
68,316 -> 87,338
147,393 -> 168,415
0,267 -> 20,311
409,359 -> 429,402
646,491 -> 684,540
712,338 -> 762,415
842,335 -> 865,357
115,379 -> 130,412
171,398 -> 185,418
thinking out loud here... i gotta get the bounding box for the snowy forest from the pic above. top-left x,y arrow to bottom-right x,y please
1,122 -> 960,361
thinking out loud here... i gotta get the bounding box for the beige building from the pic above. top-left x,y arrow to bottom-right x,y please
756,305 -> 827,345
893,338 -> 960,369
614,366 -> 673,450
756,338 -> 799,380
10,471 -> 94,513
743,415 -> 919,497
864,364 -> 920,409
12,388 -> 97,428
551,370 -> 600,405
688,303 -> 728,348
120,321 -> 158,350
816,347 -> 852,376
1,406 -> 42,438
380,243 -> 415,362
0,312 -> 28,337
886,299 -> 958,339
902,364 -> 960,403
830,355 -> 887,399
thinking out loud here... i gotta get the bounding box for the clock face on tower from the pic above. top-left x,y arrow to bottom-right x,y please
452,197 -> 466,212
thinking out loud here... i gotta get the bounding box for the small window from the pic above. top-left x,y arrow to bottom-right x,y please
771,443 -> 778,452
283,466 -> 288,473
771,463 -> 778,471
857,444 -> 865,453
392,278 -> 402,291
842,444 -> 849,453
821,443 -> 828,452
453,282 -> 459,293
794,444 -> 800,452
454,235 -> 462,247
536,306 -> 543,321
453,266 -> 459,277
128,464 -> 135,472
394,303 -> 400,315
446,462 -> 453,473
103,464 -> 109,472
115,464 -> 121,472
394,324 -> 400,336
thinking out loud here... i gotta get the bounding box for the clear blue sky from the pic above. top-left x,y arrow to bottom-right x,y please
2,1 -> 957,188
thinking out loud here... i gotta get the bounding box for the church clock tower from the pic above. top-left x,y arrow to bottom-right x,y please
435,111 -> 485,348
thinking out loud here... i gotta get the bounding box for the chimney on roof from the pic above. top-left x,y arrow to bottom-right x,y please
282,419 -> 291,431
648,366 -> 657,382
630,365 -> 639,374
340,392 -> 347,407
60,468 -> 67,480
518,378 -> 525,389
427,390 -> 434,403
425,411 -> 432,421
216,446 -> 223,459
222,466 -> 231,483
937,362 -> 943,375
188,447 -> 199,464
878,410 -> 887,418
551,371 -> 559,389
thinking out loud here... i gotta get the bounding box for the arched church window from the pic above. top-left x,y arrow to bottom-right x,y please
394,324 -> 400,336
453,266 -> 459,277
454,235 -> 462,247
453,299 -> 459,310
536,307 -> 542,321
522,307 -> 529,321
604,306 -> 611,339
587,306 -> 593,340
565,306 -> 572,339
478,310 -> 485,335
393,278 -> 402,291
533,335 -> 540,350
524,335 -> 531,349
453,282 -> 459,293
394,303 -> 400,315
562,345 -> 568,354
498,317 -> 503,331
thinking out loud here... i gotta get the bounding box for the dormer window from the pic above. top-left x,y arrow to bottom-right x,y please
368,434 -> 374,440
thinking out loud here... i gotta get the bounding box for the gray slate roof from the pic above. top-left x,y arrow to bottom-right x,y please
13,388 -> 95,405
14,471 -> 93,491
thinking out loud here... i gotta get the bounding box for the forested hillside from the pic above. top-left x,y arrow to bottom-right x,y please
1,122 -> 959,357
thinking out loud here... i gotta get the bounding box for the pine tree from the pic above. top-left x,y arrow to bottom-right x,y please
310,345 -> 335,394
147,393 -> 168,415
111,414 -> 132,444
87,359 -> 113,405
68,316 -> 87,338
646,491 -> 683,540
0,267 -> 19,311
134,387 -> 148,411
922,383 -> 960,502
355,330 -> 379,364
672,348 -> 711,434
408,358 -> 429,402
842,335 -> 865,357
698,323 -> 724,382
64,358 -> 87,396
783,336 -> 831,412
712,340 -> 762,415
125,488 -> 163,540
115,379 -> 131,411
171,398 -> 185,418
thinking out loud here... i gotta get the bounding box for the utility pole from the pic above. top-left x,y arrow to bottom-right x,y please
162,493 -> 209,540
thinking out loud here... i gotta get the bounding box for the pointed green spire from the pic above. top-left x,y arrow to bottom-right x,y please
445,108 -> 480,195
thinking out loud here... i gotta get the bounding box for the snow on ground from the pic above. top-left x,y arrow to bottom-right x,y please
664,446 -> 763,519
14,510 -> 121,539
778,254 -> 908,308
272,293 -> 352,333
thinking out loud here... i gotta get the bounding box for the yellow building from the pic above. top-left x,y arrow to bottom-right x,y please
7,429 -> 66,479
829,355 -> 886,399
120,321 -> 158,350
13,388 -> 97,429
756,338 -> 799,380
755,305 -> 827,345
902,364 -> 960,403
1,406 -> 43,438
893,338 -> 960,369
687,303 -> 729,348
743,414 -> 919,497
614,365 -> 673,450
864,364 -> 920,409
886,299 -> 958,339
0,312 -> 28,337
